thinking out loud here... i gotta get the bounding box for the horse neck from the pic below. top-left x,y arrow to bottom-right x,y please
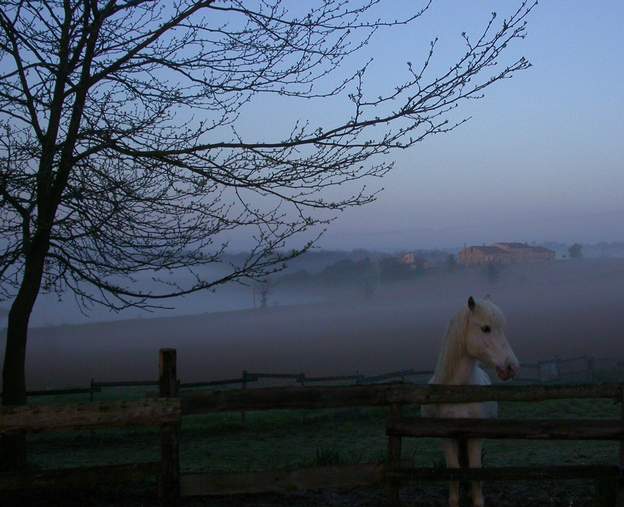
431,309 -> 478,385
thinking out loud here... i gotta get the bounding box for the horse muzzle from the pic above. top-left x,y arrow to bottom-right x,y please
496,362 -> 519,381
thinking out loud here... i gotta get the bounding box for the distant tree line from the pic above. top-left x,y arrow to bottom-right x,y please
568,243 -> 583,259
276,254 -> 451,292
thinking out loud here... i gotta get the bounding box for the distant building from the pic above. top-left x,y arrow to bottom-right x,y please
458,243 -> 555,266
458,246 -> 512,266
493,242 -> 556,263
399,252 -> 427,270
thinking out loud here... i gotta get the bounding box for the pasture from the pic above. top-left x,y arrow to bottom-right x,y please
4,260 -> 624,505
12,259 -> 624,392
4,383 -> 622,506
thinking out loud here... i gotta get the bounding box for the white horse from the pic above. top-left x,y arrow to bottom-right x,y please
422,296 -> 519,507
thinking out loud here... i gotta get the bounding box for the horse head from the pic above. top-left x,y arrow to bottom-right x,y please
464,296 -> 519,381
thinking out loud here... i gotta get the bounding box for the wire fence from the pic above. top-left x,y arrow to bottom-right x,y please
3,353 -> 623,402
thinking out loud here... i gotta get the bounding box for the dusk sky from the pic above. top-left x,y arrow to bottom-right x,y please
3,0 -> 624,326
278,0 -> 624,250
5,5 -> 624,502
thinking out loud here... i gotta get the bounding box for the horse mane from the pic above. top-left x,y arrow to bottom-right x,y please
430,299 -> 507,385
430,307 -> 470,384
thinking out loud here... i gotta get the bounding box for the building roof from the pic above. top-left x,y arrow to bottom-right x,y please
495,242 -> 555,253
465,246 -> 508,255
496,242 -> 529,248
528,246 -> 555,253
462,243 -> 555,255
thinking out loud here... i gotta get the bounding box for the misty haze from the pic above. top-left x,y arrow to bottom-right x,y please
4,248 -> 624,389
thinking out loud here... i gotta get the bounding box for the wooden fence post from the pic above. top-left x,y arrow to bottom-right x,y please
537,361 -> 545,383
89,378 -> 96,440
617,386 -> 624,506
386,403 -> 402,506
587,356 -> 595,383
159,348 -> 180,507
600,385 -> 624,506
241,370 -> 248,424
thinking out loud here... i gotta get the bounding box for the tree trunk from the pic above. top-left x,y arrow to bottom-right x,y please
3,305 -> 30,406
1,236 -> 50,470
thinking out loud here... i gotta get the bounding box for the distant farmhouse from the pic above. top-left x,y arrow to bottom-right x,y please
399,249 -> 454,270
458,242 -> 555,266
399,252 -> 428,270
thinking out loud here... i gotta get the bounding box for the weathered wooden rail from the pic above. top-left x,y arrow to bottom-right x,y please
2,349 -> 624,507
385,414 -> 624,506
0,348 -> 182,507
4,353 -> 607,402
387,417 -> 624,440
178,382 -> 623,414
0,398 -> 180,433
181,463 -> 386,496
0,462 -> 160,492
386,465 -> 621,481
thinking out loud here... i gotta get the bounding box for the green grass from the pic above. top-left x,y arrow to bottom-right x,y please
26,385 -> 154,406
16,382 -> 623,506
26,395 -> 621,474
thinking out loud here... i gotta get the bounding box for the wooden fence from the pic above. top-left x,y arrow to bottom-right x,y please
2,349 -> 624,506
3,354 -> 615,402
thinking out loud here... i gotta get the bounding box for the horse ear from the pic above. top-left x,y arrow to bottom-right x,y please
468,296 -> 476,311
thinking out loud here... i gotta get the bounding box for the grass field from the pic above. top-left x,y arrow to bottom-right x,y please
14,379 -> 621,506
9,371 -> 622,507
28,397 -> 620,472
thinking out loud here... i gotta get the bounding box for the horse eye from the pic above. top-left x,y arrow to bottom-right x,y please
481,325 -> 491,334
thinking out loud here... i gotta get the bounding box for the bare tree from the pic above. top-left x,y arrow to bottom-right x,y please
0,0 -> 535,442
256,279 -> 271,309
568,243 -> 583,259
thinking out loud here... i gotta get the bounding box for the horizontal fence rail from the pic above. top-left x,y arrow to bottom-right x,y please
0,398 -> 181,434
304,374 -> 363,383
179,378 -> 248,389
5,353 -> 618,400
93,380 -> 158,388
0,462 -> 160,492
181,463 -> 385,497
180,383 -> 624,415
387,465 -> 621,482
387,417 -> 624,440
0,386 -> 102,398
356,369 -> 432,384
26,387 -> 102,396
248,372 -> 303,380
